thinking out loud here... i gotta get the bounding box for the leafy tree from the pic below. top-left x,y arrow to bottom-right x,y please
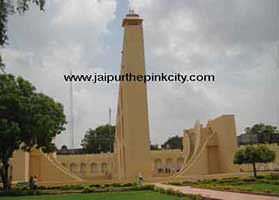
244,123 -> 279,135
234,145 -> 275,178
0,74 -> 66,191
162,135 -> 183,150
0,0 -> 46,72
242,123 -> 279,144
0,56 -> 4,73
81,124 -> 115,154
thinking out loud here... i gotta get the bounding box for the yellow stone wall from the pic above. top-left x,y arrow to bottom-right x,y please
10,150 -> 30,181
56,150 -> 184,180
56,153 -> 114,180
9,149 -> 81,183
151,150 -> 185,176
9,130 -> 279,183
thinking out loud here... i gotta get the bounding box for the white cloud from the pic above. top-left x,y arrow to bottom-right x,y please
131,0 -> 279,143
3,0 -> 117,147
51,0 -> 116,31
2,0 -> 279,147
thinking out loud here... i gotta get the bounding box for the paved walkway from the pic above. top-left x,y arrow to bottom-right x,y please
155,183 -> 279,200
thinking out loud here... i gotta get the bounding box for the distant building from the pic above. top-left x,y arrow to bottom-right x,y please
237,133 -> 279,145
57,146 -> 85,155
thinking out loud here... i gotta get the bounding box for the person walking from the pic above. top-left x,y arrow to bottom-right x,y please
33,176 -> 38,190
137,173 -> 143,185
29,176 -> 34,190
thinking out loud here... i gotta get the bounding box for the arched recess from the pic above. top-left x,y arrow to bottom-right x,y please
70,163 -> 78,173
177,157 -> 184,171
80,163 -> 87,174
166,158 -> 173,168
101,163 -> 108,173
91,163 -> 98,174
154,159 -> 162,172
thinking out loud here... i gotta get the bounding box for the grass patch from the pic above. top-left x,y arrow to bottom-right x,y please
234,183 -> 279,194
0,191 -> 189,200
168,174 -> 279,195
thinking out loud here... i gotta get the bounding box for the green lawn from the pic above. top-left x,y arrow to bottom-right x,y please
193,182 -> 279,195
0,191 -> 187,200
168,174 -> 279,195
235,183 -> 279,194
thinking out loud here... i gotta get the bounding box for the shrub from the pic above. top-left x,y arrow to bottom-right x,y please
71,185 -> 85,190
271,173 -> 279,180
61,185 -> 74,190
255,175 -> 265,179
242,177 -> 257,182
81,186 -> 95,193
41,184 -> 85,190
228,180 -> 245,185
219,177 -> 241,183
264,189 -> 272,193
0,189 -> 43,196
37,185 -> 46,190
130,184 -> 154,191
111,183 -> 122,187
182,181 -> 196,186
201,178 -> 218,184
21,186 -> 29,190
121,182 -> 135,187
154,186 -> 203,199
169,181 -> 184,186
141,184 -> 155,190
46,185 -> 61,190
257,179 -> 279,185
166,189 -> 184,197
153,187 -> 183,197
93,184 -> 101,188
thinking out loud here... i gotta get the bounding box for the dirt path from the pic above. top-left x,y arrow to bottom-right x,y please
155,183 -> 279,200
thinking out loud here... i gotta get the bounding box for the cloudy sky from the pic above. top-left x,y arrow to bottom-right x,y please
2,0 -> 279,148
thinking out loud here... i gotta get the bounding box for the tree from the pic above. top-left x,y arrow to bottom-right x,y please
0,74 -> 66,191
242,123 -> 279,144
61,145 -> 68,151
244,123 -> 279,135
162,135 -> 183,150
0,0 -> 46,72
81,124 -> 115,154
234,145 -> 275,178
0,56 -> 4,73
